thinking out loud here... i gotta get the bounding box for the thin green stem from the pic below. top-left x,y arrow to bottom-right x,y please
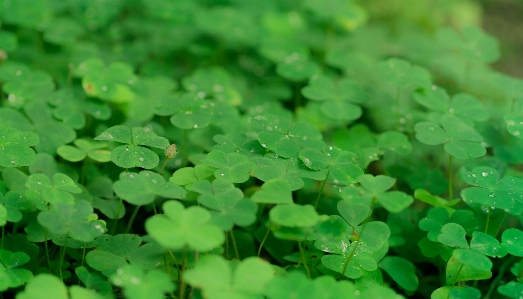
152,201 -> 158,215
182,129 -> 187,167
484,256 -> 516,299
298,241 -> 311,278
1,225 -> 4,249
314,170 -> 329,210
81,242 -> 86,267
158,157 -> 171,174
230,230 -> 240,260
258,224 -> 272,257
44,230 -> 52,274
395,87 -> 402,130
225,231 -> 230,259
59,238 -> 68,281
448,154 -> 453,200
448,264 -> 464,299
484,208 -> 491,234
494,212 -> 508,238
112,197 -> 123,235
179,250 -> 187,299
294,83 -> 302,109
125,205 -> 141,234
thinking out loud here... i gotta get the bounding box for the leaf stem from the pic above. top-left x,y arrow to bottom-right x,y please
230,229 -> 240,260
448,154 -> 453,200
314,170 -> 329,210
125,205 -> 140,234
294,83 -> 302,109
225,231 -> 229,260
59,237 -> 68,281
44,229 -> 52,274
484,207 -> 491,234
179,250 -> 187,299
258,223 -> 272,257
81,242 -> 86,267
112,197 -> 123,235
298,241 -> 311,278
484,256 -> 516,299
494,211 -> 508,238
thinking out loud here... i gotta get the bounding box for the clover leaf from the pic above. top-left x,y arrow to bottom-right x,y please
323,146 -> 363,185
192,179 -> 257,230
169,92 -> 215,129
259,122 -> 324,159
378,256 -> 419,292
299,148 -> 329,170
501,228 -> 523,257
110,264 -> 175,299
37,200 -> 106,243
42,17 -> 84,45
332,125 -> 381,169
470,231 -> 506,258
113,171 -> 186,206
212,132 -> 265,156
75,58 -> 136,103
48,89 -> 111,129
377,131 -> 412,156
185,255 -> 274,299
337,199 -> 370,227
95,125 -> 170,169
251,178 -> 293,204
505,113 -> 523,139
58,139 -> 111,162
25,173 -> 82,205
357,174 -> 413,213
437,223 -> 469,249
301,75 -> 364,122
415,114 -> 486,159
446,249 -> 492,284
0,125 -> 39,167
460,166 -> 523,213
498,282 -> 523,299
437,25 -> 500,63
16,273 -> 104,299
0,249 -> 33,291
418,208 -> 477,242
75,266 -> 112,296
145,200 -> 224,251
201,150 -> 255,183
0,191 -> 31,223
170,165 -> 214,187
1,66 -> 54,107
276,54 -> 320,82
269,204 -> 320,228
378,58 -> 431,88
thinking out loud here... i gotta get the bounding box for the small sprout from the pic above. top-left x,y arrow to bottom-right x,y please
165,144 -> 178,159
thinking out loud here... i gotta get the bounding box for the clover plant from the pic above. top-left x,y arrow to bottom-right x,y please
1,1 -> 523,298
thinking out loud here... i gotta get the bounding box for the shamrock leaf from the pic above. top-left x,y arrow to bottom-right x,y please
0,126 -> 39,167
437,25 -> 500,63
110,264 -> 175,299
0,249 -> 33,291
377,131 -> 412,156
470,231 -> 506,258
332,124 -> 381,168
170,165 -> 214,186
460,166 -> 523,212
192,179 -> 257,230
337,199 -> 370,227
301,75 -> 364,122
95,125 -> 170,169
437,223 -> 469,249
269,204 -> 320,227
446,249 -> 492,284
378,256 -> 418,292
299,148 -> 329,170
276,54 -> 320,82
75,266 -> 112,296
505,114 -> 523,139
501,228 -> 523,257
16,273 -> 104,299
0,65 -> 54,107
418,208 -> 477,242
145,200 -> 224,251
86,234 -> 164,276
113,171 -> 186,206
259,122 -> 324,158
25,173 -> 82,205
75,58 -> 136,102
212,132 -> 265,156
251,178 -> 293,204
0,191 -> 31,223
378,58 -> 431,88
201,150 -> 255,183
358,174 -> 413,213
57,139 -> 111,162
169,92 -> 215,129
415,114 -> 486,159
323,146 -> 363,185
37,200 -> 106,243
185,255 -> 274,299
42,17 -> 84,45
414,87 -> 488,123
498,282 -> 523,299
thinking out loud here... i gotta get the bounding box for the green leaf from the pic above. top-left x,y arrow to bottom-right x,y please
0,191 -> 31,223
276,55 -> 320,82
437,223 -> 469,249
111,145 -> 159,169
377,131 -> 412,156
114,171 -> 186,205
323,146 -> 363,185
437,25 -> 500,63
0,126 -> 39,167
259,122 -> 324,159
170,165 -> 214,186
299,148 -> 329,170
15,273 -> 68,299
0,249 -> 33,290
269,204 -> 319,227
26,173 -> 81,205
501,228 -> 523,257
169,92 -> 214,129
94,125 -> 131,143
43,17 -> 84,45
505,113 -> 523,139
498,282 -> 523,299
337,199 -> 370,227
57,139 -> 111,162
145,200 -> 224,251
470,231 -> 506,258
251,178 -> 293,204
202,150 -> 255,183
378,58 -> 431,88
377,190 -> 414,213
358,174 -> 396,195
378,256 -> 418,291
75,266 -> 112,295
446,253 -> 492,284
110,264 -> 175,299
85,234 -> 141,276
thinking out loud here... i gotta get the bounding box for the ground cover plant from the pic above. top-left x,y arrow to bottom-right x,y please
1,0 -> 523,298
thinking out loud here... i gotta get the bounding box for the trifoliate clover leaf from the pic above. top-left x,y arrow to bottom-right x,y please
25,173 -> 81,205
145,200 -> 224,251
212,133 -> 265,156
437,25 -> 500,63
498,282 -> 523,299
337,199 -> 370,227
0,249 -> 33,291
357,174 -> 413,213
201,150 -> 255,183
418,207 -> 477,242
2,68 -> 54,107
57,139 -> 111,162
431,286 -> 481,299
505,114 -> 523,139
170,165 -> 214,186
501,228 -> 523,257
23,101 -> 76,154
95,125 -> 170,169
437,223 -> 469,249
75,58 -> 136,102
269,204 -> 320,227
378,58 -> 431,88
251,178 -> 293,204
169,92 -> 215,129
299,148 -> 329,170
259,122 -> 324,158
301,75 -> 364,122
186,255 -> 274,299
48,89 -> 111,129
192,179 -> 257,230
110,264 -> 175,299
0,126 -> 39,167
0,191 -> 31,223
37,200 -> 106,243
414,88 -> 488,124
332,125 -> 381,168
378,256 -> 418,292
113,171 -> 186,206
377,131 -> 412,156
16,273 -> 104,299
446,249 -> 492,284
276,54 -> 320,82
460,166 -> 523,212
75,266 -> 112,296
323,146 -> 363,185
470,231 -> 506,258
195,7 -> 259,46
319,237 -> 379,279
415,114 -> 486,159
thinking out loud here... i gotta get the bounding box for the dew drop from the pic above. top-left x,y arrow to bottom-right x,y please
37,181 -> 42,185
514,131 -> 521,136
139,157 -> 144,162
113,278 -> 122,286
482,172 -> 488,177
102,86 -> 108,91
10,160 -> 15,165
125,147 -> 129,151
220,173 -> 225,176
194,124 -> 198,129
152,179 -> 157,184
129,174 -> 135,178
